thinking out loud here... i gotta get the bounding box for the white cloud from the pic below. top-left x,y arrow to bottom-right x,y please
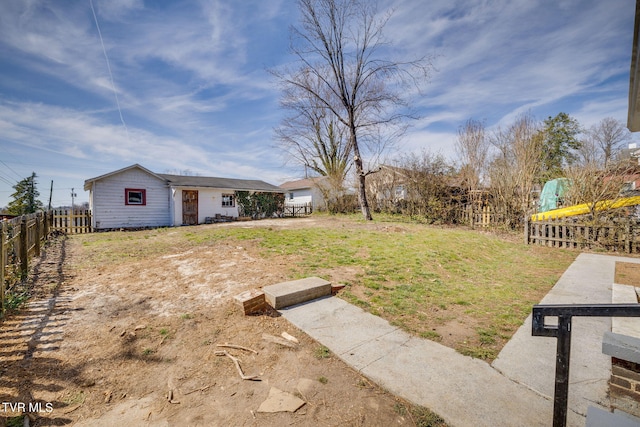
0,0 -> 635,207
95,0 -> 143,22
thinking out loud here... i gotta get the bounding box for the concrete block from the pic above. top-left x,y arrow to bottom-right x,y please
234,289 -> 266,315
604,332 -> 640,365
263,277 -> 331,309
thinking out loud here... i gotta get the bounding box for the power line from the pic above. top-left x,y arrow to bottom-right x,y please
0,173 -> 16,187
0,159 -> 22,181
89,0 -> 130,141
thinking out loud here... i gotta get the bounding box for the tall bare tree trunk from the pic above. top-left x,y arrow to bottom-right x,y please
274,0 -> 433,221
352,136 -> 372,220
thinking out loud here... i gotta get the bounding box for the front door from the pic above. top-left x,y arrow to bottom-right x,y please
182,190 -> 198,225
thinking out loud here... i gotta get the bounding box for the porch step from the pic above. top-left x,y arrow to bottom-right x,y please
263,277 -> 332,309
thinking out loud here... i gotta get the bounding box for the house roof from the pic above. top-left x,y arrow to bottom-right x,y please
83,164 -> 165,191
158,174 -> 282,192
279,176 -> 327,190
84,164 -> 283,193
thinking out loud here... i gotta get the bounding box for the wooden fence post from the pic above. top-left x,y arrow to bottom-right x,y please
469,205 -> 475,228
34,212 -> 41,255
0,221 -> 5,313
524,216 -> 529,245
44,210 -> 50,238
86,209 -> 92,233
19,217 -> 28,279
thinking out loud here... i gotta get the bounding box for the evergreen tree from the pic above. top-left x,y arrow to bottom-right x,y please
6,172 -> 44,215
539,112 -> 583,182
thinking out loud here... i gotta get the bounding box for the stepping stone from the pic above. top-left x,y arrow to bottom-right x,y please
263,277 -> 331,309
257,387 -> 305,413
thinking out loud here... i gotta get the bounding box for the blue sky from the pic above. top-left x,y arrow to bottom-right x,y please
0,0 -> 635,208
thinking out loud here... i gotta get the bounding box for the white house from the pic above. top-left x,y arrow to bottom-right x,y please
279,177 -> 328,211
84,164 -> 283,229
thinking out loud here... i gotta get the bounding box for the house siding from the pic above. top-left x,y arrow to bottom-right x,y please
171,187 -> 240,226
91,169 -> 170,229
286,189 -> 313,205
281,177 -> 330,211
285,187 -> 325,210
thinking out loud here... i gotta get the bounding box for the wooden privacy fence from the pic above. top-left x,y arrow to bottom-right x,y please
525,217 -> 640,253
1,212 -> 48,311
1,209 -> 92,312
282,203 -> 313,217
461,204 -> 506,228
50,209 -> 92,234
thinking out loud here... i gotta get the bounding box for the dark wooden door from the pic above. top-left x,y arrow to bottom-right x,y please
182,190 -> 198,225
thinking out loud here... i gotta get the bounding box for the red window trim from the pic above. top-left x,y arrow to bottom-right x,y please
125,188 -> 146,206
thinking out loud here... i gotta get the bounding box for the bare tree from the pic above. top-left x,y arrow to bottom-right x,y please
455,119 -> 489,192
273,0 -> 433,220
564,165 -> 615,214
575,135 -> 601,168
276,80 -> 352,205
587,117 -> 632,168
488,112 -> 544,225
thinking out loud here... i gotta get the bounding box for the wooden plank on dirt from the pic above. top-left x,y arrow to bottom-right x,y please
263,277 -> 331,309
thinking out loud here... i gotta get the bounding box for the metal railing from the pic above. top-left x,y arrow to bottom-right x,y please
532,304 -> 640,427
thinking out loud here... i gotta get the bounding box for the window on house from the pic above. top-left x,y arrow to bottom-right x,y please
125,188 -> 146,205
222,194 -> 235,207
289,192 -> 294,200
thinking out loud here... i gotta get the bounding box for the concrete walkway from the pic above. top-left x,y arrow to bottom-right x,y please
280,253 -> 640,427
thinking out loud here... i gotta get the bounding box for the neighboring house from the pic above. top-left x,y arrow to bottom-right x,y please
0,213 -> 18,221
279,177 -> 328,211
366,164 -> 467,212
366,165 -> 408,209
84,164 -> 283,230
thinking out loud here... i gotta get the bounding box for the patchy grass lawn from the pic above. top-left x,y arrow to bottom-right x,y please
76,214 -> 577,362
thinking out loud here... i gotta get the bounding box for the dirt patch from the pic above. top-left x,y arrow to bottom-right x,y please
0,223 -> 436,426
615,262 -> 640,289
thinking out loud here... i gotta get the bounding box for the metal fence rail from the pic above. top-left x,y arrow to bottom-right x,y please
532,304 -> 640,427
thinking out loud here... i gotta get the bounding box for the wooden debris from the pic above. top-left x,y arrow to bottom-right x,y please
167,379 -> 180,404
104,390 -> 112,404
183,384 -> 213,395
166,389 -> 180,404
214,350 -> 260,381
262,333 -> 297,348
281,332 -> 299,344
134,324 -> 146,331
216,343 -> 258,354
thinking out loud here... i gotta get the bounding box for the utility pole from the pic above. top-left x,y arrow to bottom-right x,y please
48,180 -> 53,211
71,188 -> 77,211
